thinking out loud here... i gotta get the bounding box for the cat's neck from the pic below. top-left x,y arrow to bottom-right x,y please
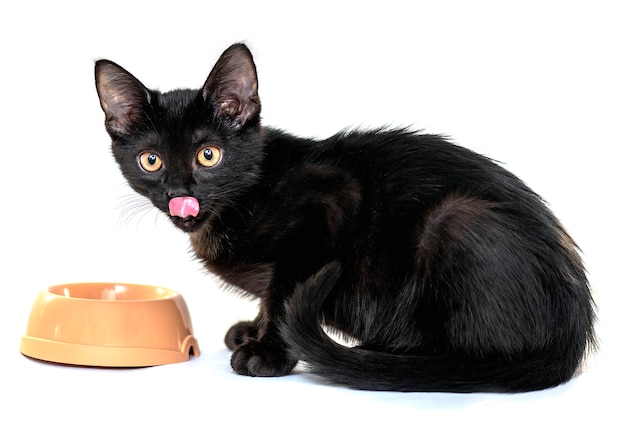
189,222 -> 224,265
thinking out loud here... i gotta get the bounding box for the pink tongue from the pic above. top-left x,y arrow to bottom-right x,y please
169,196 -> 200,218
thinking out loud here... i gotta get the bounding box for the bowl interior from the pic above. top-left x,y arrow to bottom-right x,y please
48,283 -> 176,301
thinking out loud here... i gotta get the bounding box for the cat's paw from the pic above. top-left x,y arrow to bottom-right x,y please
230,339 -> 297,377
224,321 -> 258,351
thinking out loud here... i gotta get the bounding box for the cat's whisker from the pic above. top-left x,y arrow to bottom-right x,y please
113,194 -> 161,229
212,193 -> 253,221
215,184 -> 257,217
141,107 -> 159,135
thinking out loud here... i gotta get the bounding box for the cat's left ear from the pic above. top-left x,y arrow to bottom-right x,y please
202,44 -> 260,128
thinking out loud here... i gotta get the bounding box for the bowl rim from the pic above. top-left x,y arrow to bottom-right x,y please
45,282 -> 181,303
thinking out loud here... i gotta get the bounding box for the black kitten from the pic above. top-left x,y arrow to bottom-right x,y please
95,43 -> 595,392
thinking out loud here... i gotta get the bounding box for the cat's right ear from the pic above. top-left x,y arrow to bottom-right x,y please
95,60 -> 151,136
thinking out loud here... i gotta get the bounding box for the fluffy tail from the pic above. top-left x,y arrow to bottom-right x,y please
281,262 -> 582,393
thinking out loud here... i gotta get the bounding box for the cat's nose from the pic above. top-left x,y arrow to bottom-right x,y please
167,185 -> 191,199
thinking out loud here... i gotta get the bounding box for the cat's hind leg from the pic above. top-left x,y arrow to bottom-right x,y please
415,194 -> 561,359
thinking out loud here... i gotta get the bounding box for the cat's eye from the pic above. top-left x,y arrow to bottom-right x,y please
138,151 -> 163,172
197,146 -> 222,168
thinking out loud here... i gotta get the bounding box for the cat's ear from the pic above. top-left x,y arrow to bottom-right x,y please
95,60 -> 151,136
202,44 -> 260,128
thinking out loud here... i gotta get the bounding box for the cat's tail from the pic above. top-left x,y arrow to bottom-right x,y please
281,261 -> 582,393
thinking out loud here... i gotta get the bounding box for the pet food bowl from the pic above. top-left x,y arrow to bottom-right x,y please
20,283 -> 200,367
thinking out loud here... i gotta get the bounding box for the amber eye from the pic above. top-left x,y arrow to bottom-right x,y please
197,146 -> 222,168
138,151 -> 163,172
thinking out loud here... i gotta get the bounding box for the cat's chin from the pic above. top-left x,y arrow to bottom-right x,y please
170,215 -> 207,233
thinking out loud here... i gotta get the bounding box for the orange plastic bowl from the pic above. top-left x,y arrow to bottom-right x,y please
20,283 -> 199,367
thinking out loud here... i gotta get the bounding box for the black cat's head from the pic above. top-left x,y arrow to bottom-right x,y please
95,44 -> 264,232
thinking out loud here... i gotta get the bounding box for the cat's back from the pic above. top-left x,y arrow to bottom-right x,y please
264,127 -> 477,172
263,127 -> 529,207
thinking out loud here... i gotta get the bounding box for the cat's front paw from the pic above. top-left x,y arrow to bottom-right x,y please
231,339 -> 297,377
224,320 -> 258,351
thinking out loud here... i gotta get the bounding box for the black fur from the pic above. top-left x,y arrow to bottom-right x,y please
95,43 -> 595,392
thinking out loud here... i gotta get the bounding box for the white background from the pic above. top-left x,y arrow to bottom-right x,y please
1,1 -> 624,430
